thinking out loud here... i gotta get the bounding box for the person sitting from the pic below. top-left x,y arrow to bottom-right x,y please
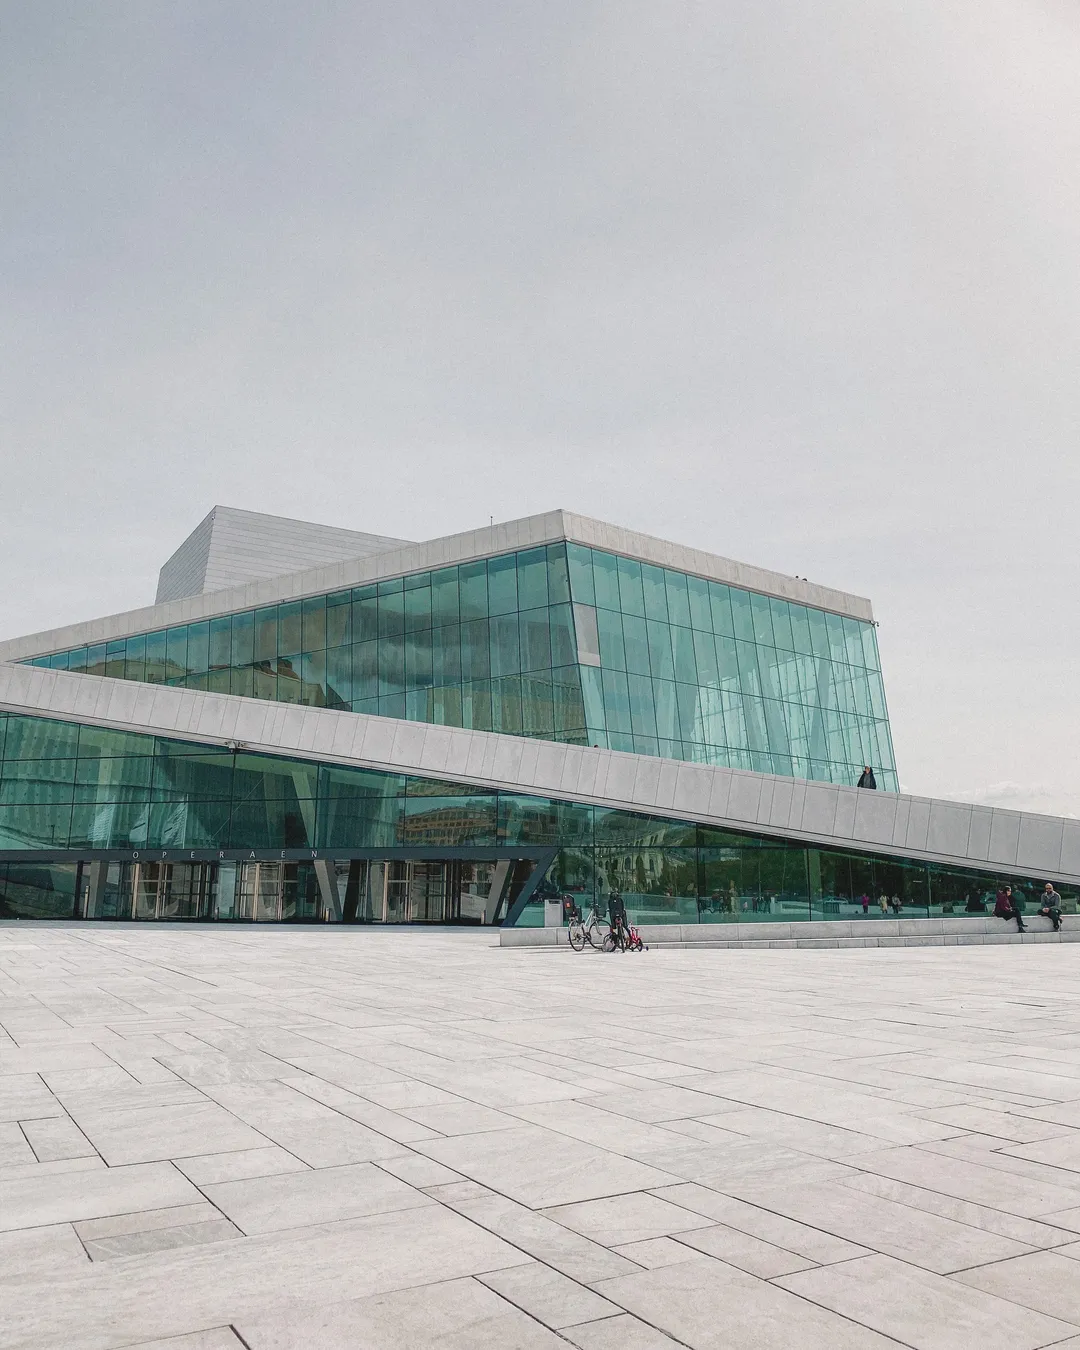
1039,882 -> 1063,932
994,885 -> 1025,933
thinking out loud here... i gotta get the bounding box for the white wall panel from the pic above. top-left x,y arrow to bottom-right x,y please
925,802 -> 972,857
3,663 -> 1078,884
851,792 -> 897,847
801,784 -> 838,836
987,812 -> 1022,868
1017,815 -> 1064,872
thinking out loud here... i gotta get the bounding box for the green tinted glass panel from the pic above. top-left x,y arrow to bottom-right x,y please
24,541 -> 894,789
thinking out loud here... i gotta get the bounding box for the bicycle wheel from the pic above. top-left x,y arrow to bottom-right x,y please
602,931 -> 617,953
568,923 -> 585,951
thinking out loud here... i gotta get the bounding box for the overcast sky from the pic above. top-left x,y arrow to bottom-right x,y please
3,2 -> 1079,814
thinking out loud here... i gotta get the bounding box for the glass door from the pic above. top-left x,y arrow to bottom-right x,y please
254,864 -> 284,921
235,862 -> 284,921
408,862 -> 450,922
132,862 -> 163,919
384,861 -> 409,922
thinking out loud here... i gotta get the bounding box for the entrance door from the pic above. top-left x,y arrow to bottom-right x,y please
131,862 -> 163,920
129,862 -> 216,920
384,861 -> 409,922
231,862 -> 320,921
408,861 -> 450,922
235,863 -> 284,921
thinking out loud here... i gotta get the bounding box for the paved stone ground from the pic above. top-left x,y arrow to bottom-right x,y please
5,928 -> 1080,1349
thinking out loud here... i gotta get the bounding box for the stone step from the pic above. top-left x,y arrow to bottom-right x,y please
500,915 -> 1077,951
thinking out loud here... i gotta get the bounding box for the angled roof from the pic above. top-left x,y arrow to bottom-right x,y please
155,506 -> 411,604
0,510 -> 874,664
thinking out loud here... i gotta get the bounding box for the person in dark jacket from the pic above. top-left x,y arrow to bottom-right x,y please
1039,883 -> 1063,932
993,886 -> 1025,932
857,766 -> 877,789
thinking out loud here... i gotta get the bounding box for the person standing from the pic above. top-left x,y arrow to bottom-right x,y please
878,892 -> 889,916
857,766 -> 877,789
1039,882 -> 1063,932
860,893 -> 870,916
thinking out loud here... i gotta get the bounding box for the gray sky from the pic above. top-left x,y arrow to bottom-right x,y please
3,2 -> 1079,814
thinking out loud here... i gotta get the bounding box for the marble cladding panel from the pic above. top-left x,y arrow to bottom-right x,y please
1060,821 -> 1080,876
671,765 -> 713,816
571,748 -> 600,799
967,807 -> 994,862
1016,814 -> 1065,872
987,811 -> 1023,868
2,664 -> 1080,885
761,777 -> 799,826
925,802 -> 973,858
831,789 -> 858,840
628,756 -> 662,807
903,798 -> 932,853
652,761 -> 682,813
489,736 -> 526,786
602,754 -> 640,805
725,771 -> 764,824
799,784 -> 838,836
851,791 -> 898,846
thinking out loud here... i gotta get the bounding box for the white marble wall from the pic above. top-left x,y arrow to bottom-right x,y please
155,506 -> 411,604
1,662 -> 1074,886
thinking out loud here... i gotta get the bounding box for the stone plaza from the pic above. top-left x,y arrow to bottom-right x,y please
5,928 -> 1080,1348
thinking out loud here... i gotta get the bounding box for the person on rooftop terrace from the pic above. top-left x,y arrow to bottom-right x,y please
857,765 -> 877,789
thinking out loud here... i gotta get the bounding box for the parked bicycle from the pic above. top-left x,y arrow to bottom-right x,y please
565,893 -> 646,953
566,898 -> 616,952
607,891 -> 645,952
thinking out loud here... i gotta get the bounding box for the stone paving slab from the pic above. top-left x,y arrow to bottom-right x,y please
5,924 -> 1080,1347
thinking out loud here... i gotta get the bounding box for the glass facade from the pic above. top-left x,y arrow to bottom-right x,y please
29,545 -> 589,744
0,711 -> 1063,927
565,544 -> 895,787
23,542 -> 897,790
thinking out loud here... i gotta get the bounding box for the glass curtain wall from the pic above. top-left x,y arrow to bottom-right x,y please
27,546 -> 588,745
566,544 -> 896,788
0,712 -> 1067,926
25,545 -> 897,790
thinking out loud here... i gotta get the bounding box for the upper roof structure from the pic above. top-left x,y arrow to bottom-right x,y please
155,506 -> 411,604
0,509 -> 873,664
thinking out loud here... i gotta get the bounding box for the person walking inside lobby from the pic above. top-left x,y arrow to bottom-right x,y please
1039,882 -> 1063,932
857,766 -> 877,789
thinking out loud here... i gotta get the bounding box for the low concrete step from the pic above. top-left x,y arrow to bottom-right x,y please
500,915 -> 1078,950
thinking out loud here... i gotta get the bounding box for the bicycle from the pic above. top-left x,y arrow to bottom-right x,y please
605,891 -> 645,953
567,898 -> 616,952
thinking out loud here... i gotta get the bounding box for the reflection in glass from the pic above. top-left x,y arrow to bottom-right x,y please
23,541 -> 897,789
